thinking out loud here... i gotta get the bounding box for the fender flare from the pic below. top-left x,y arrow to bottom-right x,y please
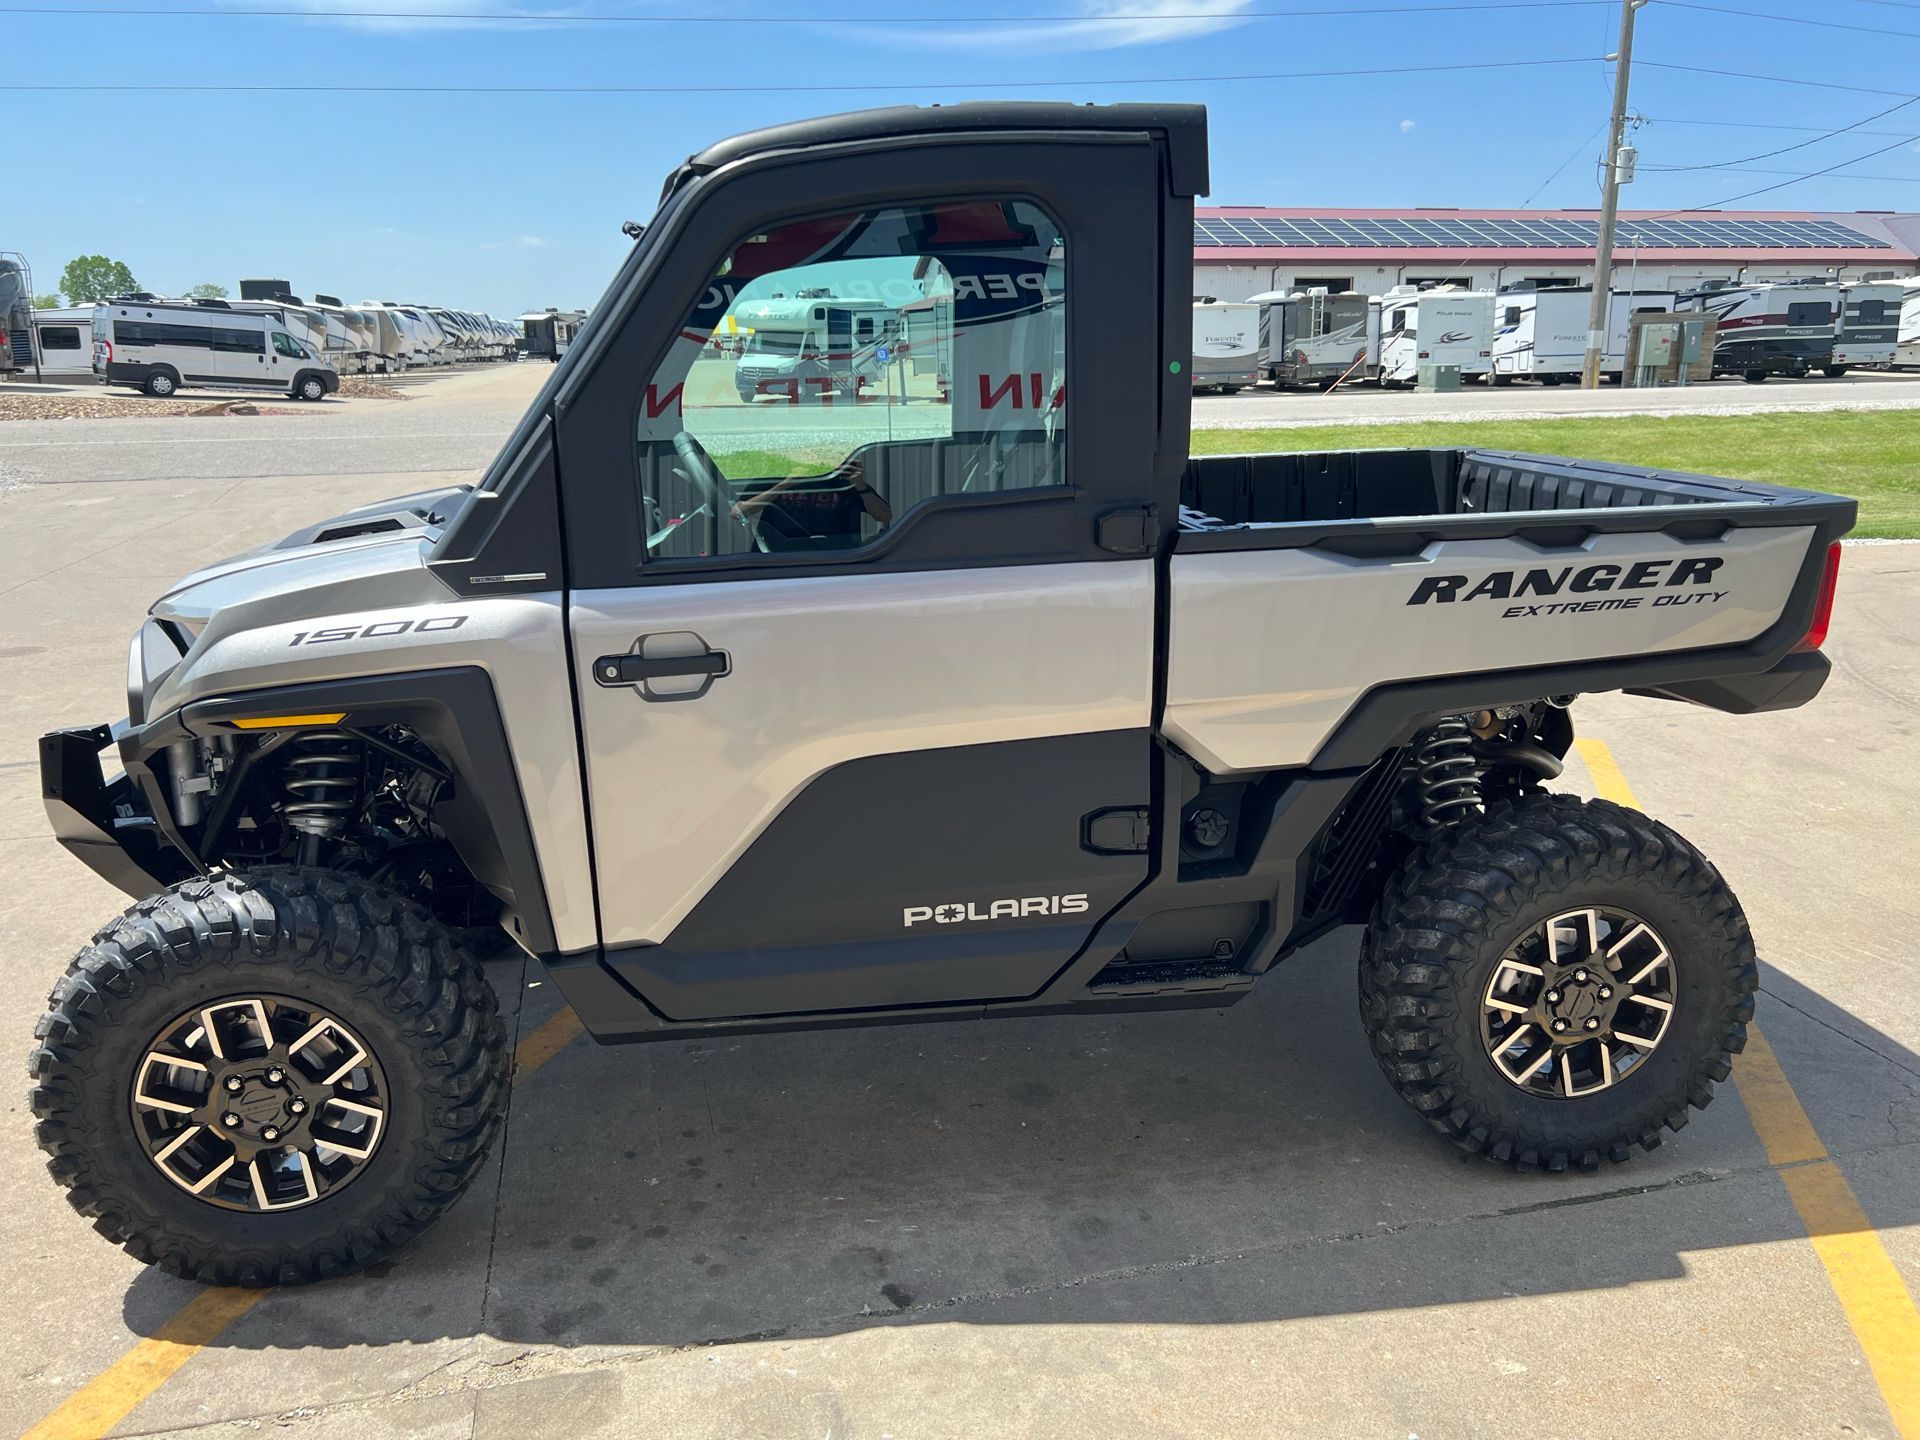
174,666 -> 556,954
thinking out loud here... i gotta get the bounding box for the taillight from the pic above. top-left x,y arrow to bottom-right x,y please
1795,542 -> 1842,651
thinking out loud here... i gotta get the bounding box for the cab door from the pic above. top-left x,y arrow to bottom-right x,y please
552,119 -> 1192,1022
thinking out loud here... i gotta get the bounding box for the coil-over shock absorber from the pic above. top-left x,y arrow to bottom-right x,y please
1412,715 -> 1483,829
282,732 -> 360,865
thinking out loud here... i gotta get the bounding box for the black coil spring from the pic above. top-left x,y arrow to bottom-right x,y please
1413,716 -> 1483,828
282,732 -> 359,836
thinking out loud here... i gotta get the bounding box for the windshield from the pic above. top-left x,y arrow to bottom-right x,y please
746,330 -> 809,357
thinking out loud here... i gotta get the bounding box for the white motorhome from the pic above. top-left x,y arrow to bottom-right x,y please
1491,286 -> 1678,385
1833,280 -> 1901,372
1189,298 -> 1260,393
1376,286 -> 1495,386
1252,288 -> 1376,389
732,295 -> 899,402
92,296 -> 339,399
23,305 -> 98,380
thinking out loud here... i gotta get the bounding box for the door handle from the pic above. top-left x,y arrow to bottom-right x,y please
594,638 -> 731,702
595,651 -> 729,684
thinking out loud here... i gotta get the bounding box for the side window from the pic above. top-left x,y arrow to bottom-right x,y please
1502,306 -> 1522,326
1787,301 -> 1832,327
1857,299 -> 1889,325
213,327 -> 266,354
1391,310 -> 1407,334
636,198 -> 1067,561
272,331 -> 303,359
40,326 -> 81,350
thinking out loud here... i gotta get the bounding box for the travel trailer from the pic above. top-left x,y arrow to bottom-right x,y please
91,295 -> 339,399
1491,286 -> 1679,385
731,295 -> 900,402
1679,280 -> 1839,382
519,308 -> 585,362
1894,279 -> 1920,370
1189,298 -> 1260,392
24,305 -> 98,380
1832,280 -> 1901,373
1376,285 -> 1495,386
1254,288 -> 1375,389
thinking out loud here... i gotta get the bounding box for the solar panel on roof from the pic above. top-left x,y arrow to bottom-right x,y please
1190,216 -> 1891,249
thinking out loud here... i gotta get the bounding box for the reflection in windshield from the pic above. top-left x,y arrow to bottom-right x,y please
746,332 -> 807,357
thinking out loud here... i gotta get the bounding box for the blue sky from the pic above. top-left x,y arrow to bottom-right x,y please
11,0 -> 1920,317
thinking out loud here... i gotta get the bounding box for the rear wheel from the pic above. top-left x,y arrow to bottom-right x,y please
1359,794 -> 1756,1172
143,371 -> 177,398
28,868 -> 509,1285
1825,365 -> 1849,379
1744,369 -> 1770,384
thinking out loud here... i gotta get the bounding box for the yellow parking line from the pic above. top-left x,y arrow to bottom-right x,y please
24,995 -> 583,1440
1578,734 -> 1920,1438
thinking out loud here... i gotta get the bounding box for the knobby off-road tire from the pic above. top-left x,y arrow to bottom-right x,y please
1359,793 -> 1757,1173
28,867 -> 509,1285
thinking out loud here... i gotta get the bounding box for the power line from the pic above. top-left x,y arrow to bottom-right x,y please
1519,119 -> 1609,207
1638,92 -> 1920,171
0,54 -> 1607,94
0,0 -> 1616,22
1638,127 -> 1920,221
1638,60 -> 1919,99
1662,0 -> 1920,41
1644,115 -> 1918,139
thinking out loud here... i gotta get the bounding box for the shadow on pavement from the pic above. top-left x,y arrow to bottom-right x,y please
122,930 -> 1920,1351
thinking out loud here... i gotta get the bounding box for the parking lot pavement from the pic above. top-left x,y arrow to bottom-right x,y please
1194,367 -> 1920,427
2,416 -> 1916,1437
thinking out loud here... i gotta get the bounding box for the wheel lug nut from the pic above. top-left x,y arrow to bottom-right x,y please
1546,990 -> 1561,1004
1552,1018 -> 1569,1033
289,1099 -> 307,1115
1584,1018 -> 1600,1031
266,1067 -> 284,1083
225,1076 -> 243,1092
1599,986 -> 1613,999
1574,969 -> 1589,983
222,1112 -> 242,1127
261,1126 -> 281,1142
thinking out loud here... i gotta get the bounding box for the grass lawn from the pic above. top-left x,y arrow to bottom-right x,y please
1190,409 -> 1920,539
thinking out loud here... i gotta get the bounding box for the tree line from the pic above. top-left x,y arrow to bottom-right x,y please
33,255 -> 227,307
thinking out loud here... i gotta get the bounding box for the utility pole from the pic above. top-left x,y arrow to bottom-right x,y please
1582,0 -> 1647,389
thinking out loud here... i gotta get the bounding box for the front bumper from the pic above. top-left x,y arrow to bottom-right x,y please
40,723 -> 185,898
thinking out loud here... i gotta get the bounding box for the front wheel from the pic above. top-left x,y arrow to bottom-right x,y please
1744,369 -> 1770,384
294,374 -> 328,402
1825,365 -> 1849,379
1359,794 -> 1756,1172
28,868 -> 509,1285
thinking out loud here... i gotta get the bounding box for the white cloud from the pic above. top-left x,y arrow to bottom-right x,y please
874,0 -> 1259,54
1399,118 -> 1417,134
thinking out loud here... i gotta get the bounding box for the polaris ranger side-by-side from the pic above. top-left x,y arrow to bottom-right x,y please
32,104 -> 1852,1285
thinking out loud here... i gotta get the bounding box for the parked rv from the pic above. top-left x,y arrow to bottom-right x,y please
1,251 -> 33,379
1376,285 -> 1494,386
1894,280 -> 1920,370
519,308 -> 585,362
1832,280 -> 1901,374
25,305 -> 98,380
733,295 -> 901,402
1491,285 -> 1678,385
1190,298 -> 1260,392
92,295 -> 340,399
1253,288 -> 1375,389
1680,280 -> 1839,383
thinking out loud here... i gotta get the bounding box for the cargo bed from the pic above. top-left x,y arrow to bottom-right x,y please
1164,448 -> 1856,775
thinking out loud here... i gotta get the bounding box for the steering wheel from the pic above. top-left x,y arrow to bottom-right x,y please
673,431 -> 767,553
